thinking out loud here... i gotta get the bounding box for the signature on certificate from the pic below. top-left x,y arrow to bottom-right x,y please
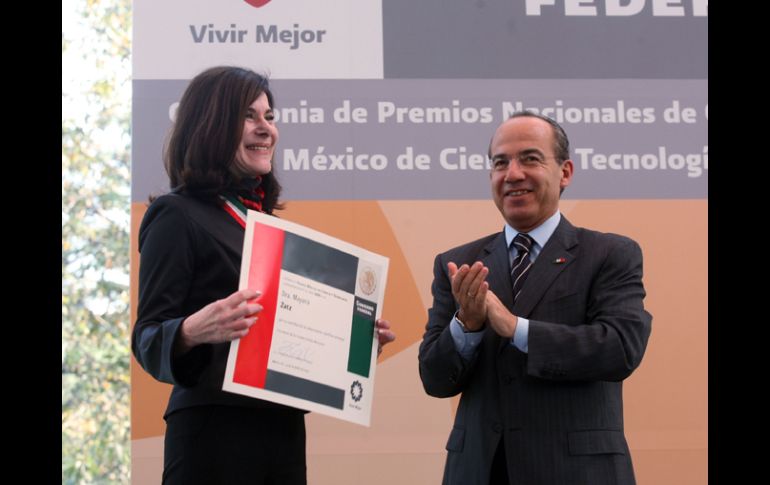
277,341 -> 315,363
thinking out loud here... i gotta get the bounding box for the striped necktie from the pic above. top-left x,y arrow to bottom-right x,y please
510,233 -> 535,302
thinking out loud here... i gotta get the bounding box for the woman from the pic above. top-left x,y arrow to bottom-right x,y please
132,66 -> 396,485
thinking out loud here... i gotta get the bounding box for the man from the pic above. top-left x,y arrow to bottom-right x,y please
418,112 -> 652,485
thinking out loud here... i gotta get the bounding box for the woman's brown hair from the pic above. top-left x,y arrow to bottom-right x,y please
164,66 -> 283,213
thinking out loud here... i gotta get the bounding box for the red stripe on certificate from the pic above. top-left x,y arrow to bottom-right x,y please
232,221 -> 285,388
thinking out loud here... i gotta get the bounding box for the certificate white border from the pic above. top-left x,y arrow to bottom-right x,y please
223,210 -> 389,426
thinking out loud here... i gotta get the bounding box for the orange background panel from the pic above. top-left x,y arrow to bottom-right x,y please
131,199 -> 707,485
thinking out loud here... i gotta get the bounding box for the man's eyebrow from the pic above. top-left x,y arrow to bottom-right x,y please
491,148 -> 545,158
519,148 -> 545,156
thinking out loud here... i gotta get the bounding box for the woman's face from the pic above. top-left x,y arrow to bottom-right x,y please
233,92 -> 278,177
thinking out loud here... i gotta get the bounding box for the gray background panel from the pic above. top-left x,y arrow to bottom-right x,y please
132,79 -> 707,201
382,0 -> 707,79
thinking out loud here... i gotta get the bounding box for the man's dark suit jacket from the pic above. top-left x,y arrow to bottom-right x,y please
419,215 -> 652,485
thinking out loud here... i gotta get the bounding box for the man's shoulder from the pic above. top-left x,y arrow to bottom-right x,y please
574,225 -> 638,247
570,224 -> 641,256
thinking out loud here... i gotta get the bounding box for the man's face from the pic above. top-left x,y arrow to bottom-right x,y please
489,117 -> 573,232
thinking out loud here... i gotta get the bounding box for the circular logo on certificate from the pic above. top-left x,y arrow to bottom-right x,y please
358,267 -> 377,296
350,380 -> 363,402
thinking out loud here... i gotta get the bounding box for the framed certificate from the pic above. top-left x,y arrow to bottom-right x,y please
223,210 -> 389,426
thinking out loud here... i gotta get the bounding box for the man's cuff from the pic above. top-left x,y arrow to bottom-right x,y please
450,314 -> 484,361
511,316 -> 529,353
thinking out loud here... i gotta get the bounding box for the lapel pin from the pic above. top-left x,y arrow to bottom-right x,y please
553,257 -> 567,264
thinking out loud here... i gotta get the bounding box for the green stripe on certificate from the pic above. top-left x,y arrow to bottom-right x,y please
348,298 -> 375,377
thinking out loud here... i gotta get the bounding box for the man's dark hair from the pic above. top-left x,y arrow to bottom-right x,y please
487,111 -> 570,164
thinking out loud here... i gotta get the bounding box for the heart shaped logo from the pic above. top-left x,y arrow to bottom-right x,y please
244,0 -> 271,8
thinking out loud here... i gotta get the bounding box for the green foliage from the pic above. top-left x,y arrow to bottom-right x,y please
62,0 -> 131,483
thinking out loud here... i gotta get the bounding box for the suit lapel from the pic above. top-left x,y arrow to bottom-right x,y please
513,216 -> 579,318
189,198 -> 246,257
479,232 -> 512,352
480,232 -> 514,310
